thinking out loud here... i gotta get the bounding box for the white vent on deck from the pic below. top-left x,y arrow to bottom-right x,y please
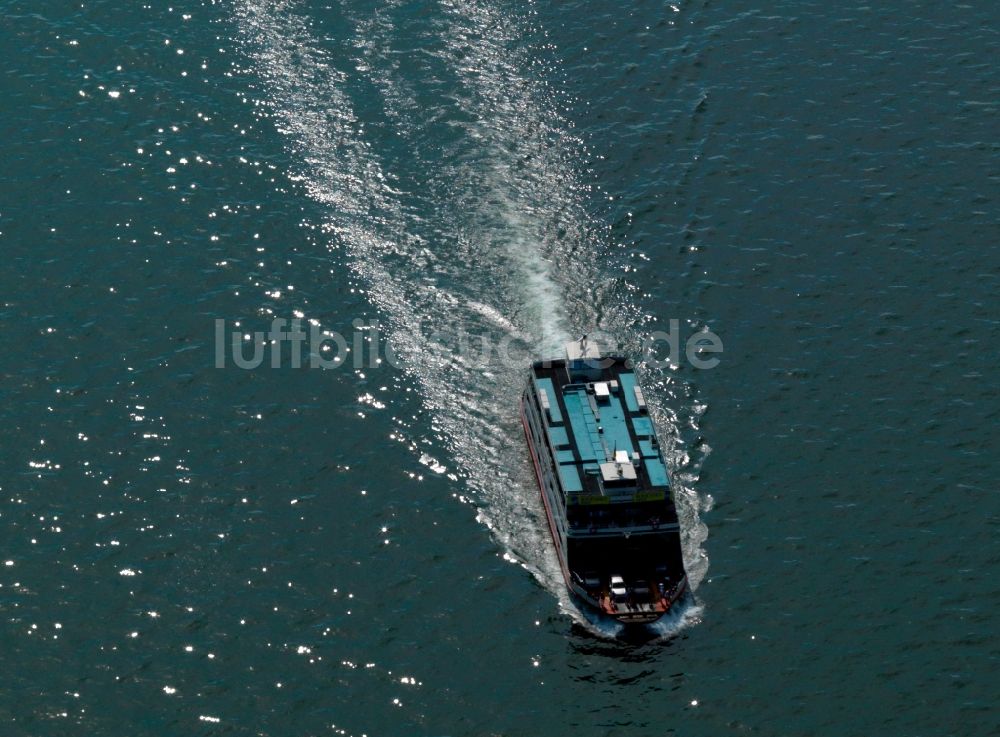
600,461 -> 637,483
539,388 -> 552,421
633,385 -> 647,413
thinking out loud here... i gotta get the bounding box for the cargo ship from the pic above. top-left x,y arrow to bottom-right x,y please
521,338 -> 688,624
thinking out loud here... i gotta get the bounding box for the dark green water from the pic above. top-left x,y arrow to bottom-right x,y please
2,0 -> 997,735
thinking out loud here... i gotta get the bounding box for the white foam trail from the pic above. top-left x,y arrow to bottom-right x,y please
465,299 -> 529,338
231,0 -> 711,637
346,0 -> 573,356
646,599 -> 705,640
432,0 -> 587,354
464,187 -> 568,354
232,0 -> 559,599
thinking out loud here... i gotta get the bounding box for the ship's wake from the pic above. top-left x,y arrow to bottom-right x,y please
231,0 -> 710,639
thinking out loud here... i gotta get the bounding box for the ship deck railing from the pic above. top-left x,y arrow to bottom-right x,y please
566,519 -> 680,537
